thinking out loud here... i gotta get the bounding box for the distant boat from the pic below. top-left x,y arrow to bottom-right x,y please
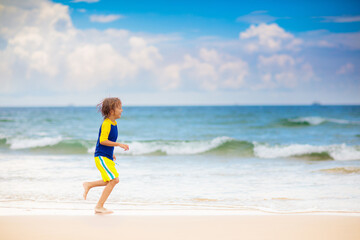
311,102 -> 321,106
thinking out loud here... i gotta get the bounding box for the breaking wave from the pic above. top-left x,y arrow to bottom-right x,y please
1,136 -> 359,161
1,137 -> 91,154
253,143 -> 360,161
112,137 -> 254,157
280,116 -> 360,126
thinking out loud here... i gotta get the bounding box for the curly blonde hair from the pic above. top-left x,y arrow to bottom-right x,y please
97,97 -> 122,119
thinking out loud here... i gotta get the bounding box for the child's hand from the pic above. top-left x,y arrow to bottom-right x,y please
119,143 -> 129,151
113,154 -> 116,161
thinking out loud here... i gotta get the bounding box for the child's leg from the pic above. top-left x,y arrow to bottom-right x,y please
95,177 -> 119,213
83,180 -> 108,200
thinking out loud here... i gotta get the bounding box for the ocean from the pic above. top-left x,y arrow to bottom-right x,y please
0,105 -> 360,215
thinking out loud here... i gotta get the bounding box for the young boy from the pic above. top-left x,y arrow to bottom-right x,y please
83,97 -> 129,214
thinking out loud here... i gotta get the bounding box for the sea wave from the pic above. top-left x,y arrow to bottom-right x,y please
0,118 -> 14,122
253,143 -> 360,161
112,136 -> 252,156
111,138 -> 359,161
1,136 -> 359,160
8,137 -> 63,150
2,137 -> 91,154
281,116 -> 360,126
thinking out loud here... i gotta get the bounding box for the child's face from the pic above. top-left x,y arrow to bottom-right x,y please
112,104 -> 123,119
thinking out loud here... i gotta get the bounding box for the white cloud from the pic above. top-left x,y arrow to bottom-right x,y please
319,15 -> 360,23
90,14 -> 124,23
302,30 -> 360,50
173,49 -> 248,91
66,43 -> 137,90
0,0 -> 161,93
0,1 -> 74,38
256,54 -> 317,89
182,54 -> 218,90
275,72 -> 297,88
301,63 -> 316,81
219,60 -> 248,88
155,48 -> 249,91
0,59 -> 13,93
0,0 -> 254,95
129,37 -> 163,69
157,64 -> 182,90
316,40 -> 335,48
325,32 -> 360,50
255,73 -> 276,89
239,23 -> 302,52
199,48 -> 221,64
336,63 -> 354,75
258,54 -> 295,68
0,0 -> 350,104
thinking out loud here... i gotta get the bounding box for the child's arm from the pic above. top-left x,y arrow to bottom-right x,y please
100,140 -> 129,151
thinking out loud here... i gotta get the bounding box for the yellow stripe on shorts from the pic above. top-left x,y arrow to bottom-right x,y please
94,156 -> 119,182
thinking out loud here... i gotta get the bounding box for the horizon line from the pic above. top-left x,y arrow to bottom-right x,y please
1,103 -> 360,108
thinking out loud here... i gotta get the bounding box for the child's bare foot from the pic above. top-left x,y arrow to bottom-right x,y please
94,207 -> 113,214
83,182 -> 90,200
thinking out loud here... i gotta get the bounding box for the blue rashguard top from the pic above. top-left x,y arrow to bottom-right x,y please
94,118 -> 118,160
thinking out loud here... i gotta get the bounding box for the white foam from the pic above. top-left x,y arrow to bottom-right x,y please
254,143 -> 360,161
329,144 -> 360,161
289,117 -> 326,125
0,133 -> 7,140
289,116 -> 360,125
111,136 -> 234,156
8,136 -> 63,150
88,146 -> 95,154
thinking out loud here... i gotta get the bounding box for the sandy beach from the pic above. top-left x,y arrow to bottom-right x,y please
1,214 -> 359,240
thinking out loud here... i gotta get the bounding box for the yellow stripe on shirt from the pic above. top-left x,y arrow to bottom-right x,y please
99,119 -> 116,143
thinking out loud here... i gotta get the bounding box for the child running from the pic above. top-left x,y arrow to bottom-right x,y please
83,97 -> 129,214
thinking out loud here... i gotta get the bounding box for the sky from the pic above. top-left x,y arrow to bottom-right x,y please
0,0 -> 359,106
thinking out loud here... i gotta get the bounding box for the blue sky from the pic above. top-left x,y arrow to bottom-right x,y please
0,0 -> 359,106
58,0 -> 360,34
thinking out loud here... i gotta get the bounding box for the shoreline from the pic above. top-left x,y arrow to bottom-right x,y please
1,215 -> 359,240
1,207 -> 360,216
